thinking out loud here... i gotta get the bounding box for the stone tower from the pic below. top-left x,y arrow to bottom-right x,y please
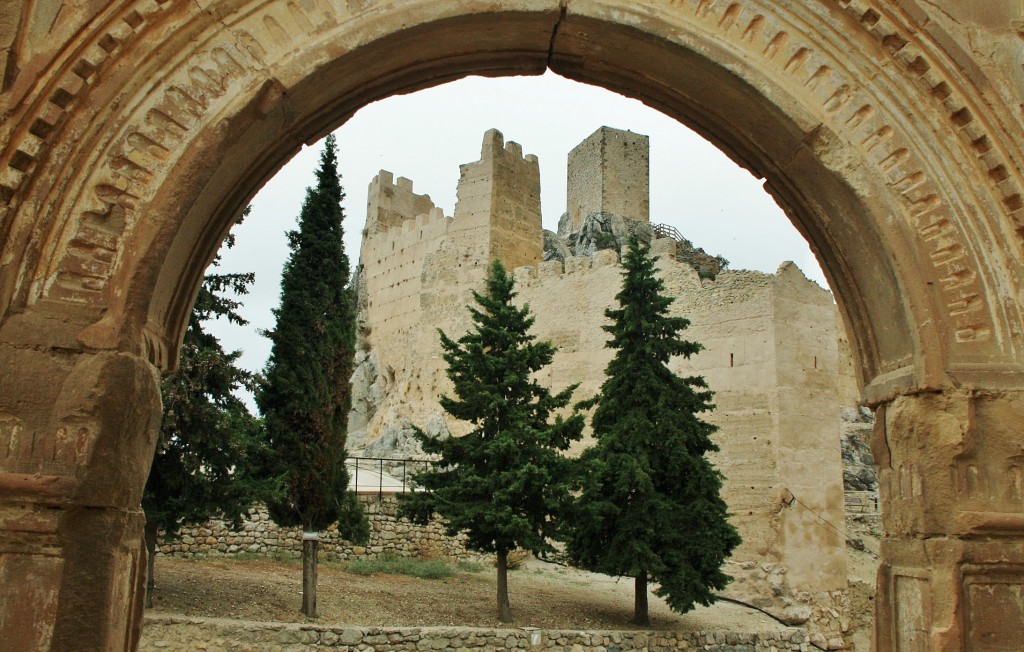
566,126 -> 650,231
451,128 -> 543,269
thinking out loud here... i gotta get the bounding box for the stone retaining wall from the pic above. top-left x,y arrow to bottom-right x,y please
157,494 -> 482,563
140,616 -> 811,651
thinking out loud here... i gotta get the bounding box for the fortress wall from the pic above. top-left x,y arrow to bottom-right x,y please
658,252 -> 785,567
351,136 -> 847,597
489,143 -> 542,270
566,127 -> 650,230
507,242 -> 844,585
453,129 -> 542,270
651,241 -> 788,562
835,309 -> 862,407
360,187 -> 452,342
771,264 -> 847,591
364,170 -> 437,237
351,131 -> 549,448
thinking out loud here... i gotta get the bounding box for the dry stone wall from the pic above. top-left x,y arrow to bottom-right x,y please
139,616 -> 813,651
156,494 -> 480,564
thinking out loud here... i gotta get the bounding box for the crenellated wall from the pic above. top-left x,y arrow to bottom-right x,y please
364,171 -> 439,238
360,173 -> 452,344
452,128 -> 543,270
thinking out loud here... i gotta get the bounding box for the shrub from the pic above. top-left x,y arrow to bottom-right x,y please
345,554 -> 456,580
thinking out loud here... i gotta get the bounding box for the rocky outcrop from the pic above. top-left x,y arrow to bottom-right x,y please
841,407 -> 877,492
363,414 -> 449,459
547,212 -> 655,259
542,228 -> 572,262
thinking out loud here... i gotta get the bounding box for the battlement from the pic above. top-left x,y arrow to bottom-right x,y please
452,129 -> 543,269
470,128 -> 539,167
364,169 -> 438,240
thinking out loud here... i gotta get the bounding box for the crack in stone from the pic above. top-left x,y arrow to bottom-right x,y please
546,0 -> 568,71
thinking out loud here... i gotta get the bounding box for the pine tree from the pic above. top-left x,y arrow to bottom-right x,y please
257,135 -> 369,618
143,207 -> 274,608
399,259 -> 584,623
566,235 -> 741,625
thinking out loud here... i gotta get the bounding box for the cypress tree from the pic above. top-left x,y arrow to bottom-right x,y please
566,235 -> 741,625
143,207 -> 275,608
257,135 -> 369,618
399,259 -> 584,623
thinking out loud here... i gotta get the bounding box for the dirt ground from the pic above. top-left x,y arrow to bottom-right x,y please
146,517 -> 881,642
148,555 -> 786,633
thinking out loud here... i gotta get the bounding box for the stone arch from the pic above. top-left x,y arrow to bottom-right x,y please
1,2 -> 1021,650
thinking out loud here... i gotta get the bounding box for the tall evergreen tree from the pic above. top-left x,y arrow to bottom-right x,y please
400,259 -> 584,623
143,207 -> 274,608
566,235 -> 741,625
257,135 -> 369,619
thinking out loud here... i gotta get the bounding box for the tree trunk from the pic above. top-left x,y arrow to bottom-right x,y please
144,520 -> 158,609
633,573 -> 650,626
496,550 -> 513,623
302,533 -> 319,618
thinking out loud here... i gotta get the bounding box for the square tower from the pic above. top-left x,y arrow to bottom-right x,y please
566,127 -> 650,231
452,129 -> 543,270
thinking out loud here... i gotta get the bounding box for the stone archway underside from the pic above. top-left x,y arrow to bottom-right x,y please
0,2 -> 1022,650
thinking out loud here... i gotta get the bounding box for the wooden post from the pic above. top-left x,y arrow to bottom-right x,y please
302,531 -> 319,618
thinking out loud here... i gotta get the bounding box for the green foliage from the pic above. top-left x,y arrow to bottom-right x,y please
143,206 -> 275,540
594,231 -> 618,250
566,234 -> 741,614
455,560 -> 486,573
256,134 -> 369,542
399,260 -> 585,559
344,555 -> 456,580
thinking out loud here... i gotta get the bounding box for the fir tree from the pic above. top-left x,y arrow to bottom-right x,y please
566,235 -> 741,625
257,135 -> 369,618
143,207 -> 274,608
399,259 -> 584,623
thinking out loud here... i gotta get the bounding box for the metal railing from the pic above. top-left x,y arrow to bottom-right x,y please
651,222 -> 684,243
844,491 -> 879,513
347,456 -> 433,498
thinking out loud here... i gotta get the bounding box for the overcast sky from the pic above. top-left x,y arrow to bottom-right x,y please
208,71 -> 827,385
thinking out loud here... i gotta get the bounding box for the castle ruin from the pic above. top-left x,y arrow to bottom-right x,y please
350,127 -> 853,635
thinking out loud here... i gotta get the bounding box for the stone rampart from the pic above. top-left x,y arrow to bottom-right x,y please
139,616 -> 812,651
354,232 -> 848,590
156,494 -> 480,563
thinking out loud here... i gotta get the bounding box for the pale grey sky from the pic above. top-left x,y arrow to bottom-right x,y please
209,71 -> 827,384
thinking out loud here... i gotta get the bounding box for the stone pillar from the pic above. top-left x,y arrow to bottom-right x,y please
872,390 -> 1024,651
0,346 -> 161,652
